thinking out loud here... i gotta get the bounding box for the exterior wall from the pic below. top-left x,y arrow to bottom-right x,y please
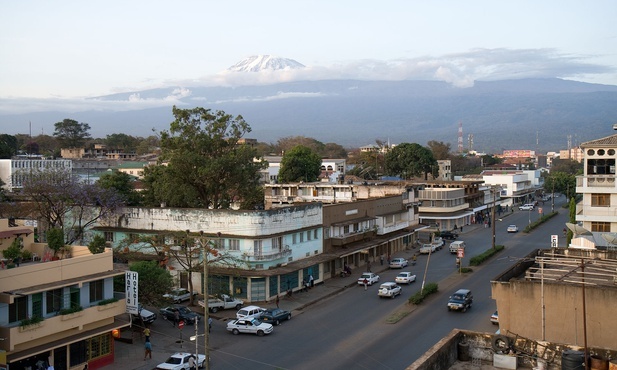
437,160 -> 452,181
492,280 -> 616,349
60,147 -> 85,159
0,159 -> 73,191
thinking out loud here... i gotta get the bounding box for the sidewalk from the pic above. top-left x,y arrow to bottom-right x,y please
106,223 -> 486,370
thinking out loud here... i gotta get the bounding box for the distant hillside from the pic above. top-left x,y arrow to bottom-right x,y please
2,78 -> 617,153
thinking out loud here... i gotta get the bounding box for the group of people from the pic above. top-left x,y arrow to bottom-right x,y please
301,274 -> 315,292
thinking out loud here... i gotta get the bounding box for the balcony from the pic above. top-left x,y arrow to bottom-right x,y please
330,230 -> 377,246
418,203 -> 469,213
577,175 -> 617,190
0,299 -> 126,352
243,246 -> 292,261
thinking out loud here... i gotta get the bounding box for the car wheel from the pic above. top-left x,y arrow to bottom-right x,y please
200,360 -> 206,368
287,314 -> 291,320
257,330 -> 265,336
275,319 -> 280,326
210,307 -> 219,313
235,304 -> 242,310
462,307 -> 467,313
232,329 -> 239,335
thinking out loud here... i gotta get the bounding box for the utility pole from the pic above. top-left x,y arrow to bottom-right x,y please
491,187 -> 496,250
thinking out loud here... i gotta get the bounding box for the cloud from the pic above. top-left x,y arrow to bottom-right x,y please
0,48 -> 612,115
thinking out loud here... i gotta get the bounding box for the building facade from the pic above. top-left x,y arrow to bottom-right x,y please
0,159 -> 72,192
0,219 -> 127,370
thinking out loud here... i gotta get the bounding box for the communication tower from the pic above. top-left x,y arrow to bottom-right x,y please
457,121 -> 463,153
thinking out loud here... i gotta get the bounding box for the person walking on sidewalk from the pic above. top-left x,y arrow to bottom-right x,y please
380,255 -> 384,265
276,295 -> 280,308
309,274 -> 314,288
144,339 -> 152,360
363,278 -> 368,291
143,327 -> 150,342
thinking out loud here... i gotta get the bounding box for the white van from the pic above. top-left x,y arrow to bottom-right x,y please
236,305 -> 265,320
449,240 -> 466,254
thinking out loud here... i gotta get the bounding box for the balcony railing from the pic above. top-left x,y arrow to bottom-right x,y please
330,230 -> 377,246
576,175 -> 617,189
243,246 -> 292,261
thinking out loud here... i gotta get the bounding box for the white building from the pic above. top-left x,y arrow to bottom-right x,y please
0,159 -> 73,191
572,133 -> 617,249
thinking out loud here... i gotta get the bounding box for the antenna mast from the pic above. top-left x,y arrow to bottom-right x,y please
457,121 -> 463,153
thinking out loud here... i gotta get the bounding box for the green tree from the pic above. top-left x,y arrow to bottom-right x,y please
142,106 -> 267,209
543,172 -> 576,198
135,135 -> 161,155
427,140 -> 451,160
88,234 -> 107,254
105,133 -> 139,151
278,145 -> 322,183
550,158 -> 583,174
567,197 -> 576,246
385,143 -> 438,180
97,170 -> 142,206
129,261 -> 174,307
0,134 -> 18,158
47,228 -> 65,257
53,118 -> 92,148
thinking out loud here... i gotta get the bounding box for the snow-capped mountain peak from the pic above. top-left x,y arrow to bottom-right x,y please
227,55 -> 305,72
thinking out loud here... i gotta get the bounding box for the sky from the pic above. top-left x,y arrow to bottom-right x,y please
0,1 -> 616,104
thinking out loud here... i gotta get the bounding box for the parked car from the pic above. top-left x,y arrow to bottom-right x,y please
261,308 -> 292,325
440,231 -> 459,240
432,237 -> 445,249
449,241 -> 466,254
133,303 -> 157,324
519,204 -> 534,211
491,311 -> 499,325
377,282 -> 402,298
226,318 -> 273,336
163,288 -> 198,303
154,352 -> 206,370
507,225 -> 519,233
395,271 -> 417,284
159,305 -> 200,324
389,257 -> 409,269
357,272 -> 380,286
419,244 -> 437,254
198,294 -> 244,313
447,288 -> 473,312
236,305 -> 266,320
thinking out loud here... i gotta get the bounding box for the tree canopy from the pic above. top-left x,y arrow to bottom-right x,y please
53,119 -> 92,148
129,261 -> 174,307
384,143 -> 438,180
427,140 -> 451,160
543,172 -> 577,198
0,134 -> 18,158
97,170 -> 142,206
142,106 -> 267,209
278,145 -> 322,183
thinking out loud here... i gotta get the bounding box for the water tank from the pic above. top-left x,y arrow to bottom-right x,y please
562,350 -> 585,370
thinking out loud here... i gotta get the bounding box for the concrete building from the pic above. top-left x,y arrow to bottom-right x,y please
0,219 -> 128,370
481,170 -> 540,207
0,158 -> 72,192
436,160 -> 452,181
416,181 -> 483,231
572,133 -> 617,249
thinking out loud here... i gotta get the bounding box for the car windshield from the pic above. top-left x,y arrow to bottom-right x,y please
361,274 -> 371,278
452,294 -> 465,301
165,357 -> 182,365
397,273 -> 407,277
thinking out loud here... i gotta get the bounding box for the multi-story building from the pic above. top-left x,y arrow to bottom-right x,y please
416,180 -> 484,231
0,158 -> 72,192
89,205 -> 323,303
573,133 -> 617,249
0,219 -> 128,370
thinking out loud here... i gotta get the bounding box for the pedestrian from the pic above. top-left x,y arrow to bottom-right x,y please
363,278 -> 368,291
460,225 -> 463,232
275,295 -> 280,308
454,224 -> 458,231
380,255 -> 384,265
387,255 -> 391,264
173,309 -> 180,327
188,355 -> 196,370
144,339 -> 152,360
309,274 -> 314,288
367,261 -> 371,272
143,327 -> 150,341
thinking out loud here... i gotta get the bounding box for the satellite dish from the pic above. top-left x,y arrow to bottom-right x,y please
601,233 -> 617,245
566,223 -> 593,235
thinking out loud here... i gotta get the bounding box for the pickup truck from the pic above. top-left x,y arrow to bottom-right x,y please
198,294 -> 244,313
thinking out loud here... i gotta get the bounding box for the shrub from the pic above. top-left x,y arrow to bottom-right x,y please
20,315 -> 43,327
59,305 -> 83,315
469,245 -> 505,266
47,228 -> 65,257
88,234 -> 107,254
409,282 -> 439,305
97,297 -> 119,306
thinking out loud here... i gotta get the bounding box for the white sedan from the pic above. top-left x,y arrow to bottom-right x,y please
432,237 -> 445,249
155,352 -> 206,370
395,271 -> 417,284
357,272 -> 380,286
377,282 -> 402,298
226,318 -> 273,336
507,225 -> 519,233
389,257 -> 409,269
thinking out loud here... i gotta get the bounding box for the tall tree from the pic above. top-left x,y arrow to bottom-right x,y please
129,261 -> 174,307
53,119 -> 92,148
278,145 -> 322,183
385,143 -> 438,180
427,140 -> 452,160
567,197 -> 576,246
105,133 -> 139,151
543,172 -> 576,198
19,167 -> 123,244
97,170 -> 142,206
142,106 -> 267,209
0,134 -> 18,158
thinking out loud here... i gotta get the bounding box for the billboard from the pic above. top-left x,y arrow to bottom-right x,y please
125,271 -> 139,315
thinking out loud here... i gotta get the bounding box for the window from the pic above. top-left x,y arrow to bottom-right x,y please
89,280 -> 104,303
591,194 -> 610,207
104,231 -> 114,242
229,239 -> 240,251
9,296 -> 27,323
314,229 -> 318,239
272,236 -> 282,250
344,225 -> 350,234
70,286 -> 81,309
307,230 -> 312,241
587,158 -> 616,175
591,222 -> 611,232
299,233 -> 304,243
32,293 -> 43,318
292,234 -> 297,244
254,240 -> 262,256
46,288 -> 64,314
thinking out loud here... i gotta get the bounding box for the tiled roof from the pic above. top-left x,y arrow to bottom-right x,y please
580,134 -> 617,148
